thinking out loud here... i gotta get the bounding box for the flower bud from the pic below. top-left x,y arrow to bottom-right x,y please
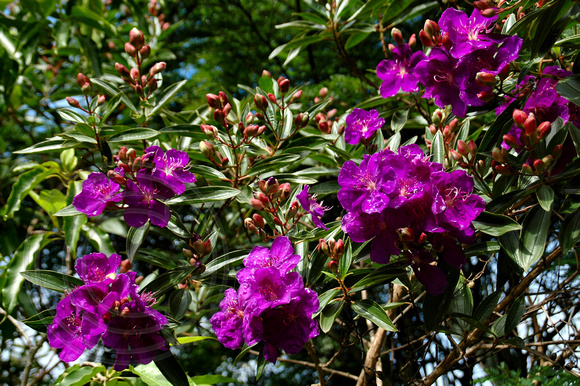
244,124 -> 258,138
448,118 -> 459,133
476,159 -> 486,175
206,93 -> 221,109
254,191 -> 270,206
318,238 -> 329,255
115,62 -> 131,79
130,67 -> 140,81
257,125 -> 266,135
419,30 -> 434,47
252,214 -> 265,228
290,89 -> 303,102
273,217 -> 284,227
533,158 -> 546,173
388,43 -> 396,53
213,108 -> 225,123
278,183 -> 291,200
477,91 -> 495,102
391,28 -> 404,46
327,237 -> 336,253
201,124 -> 218,138
319,120 -> 331,134
200,141 -> 215,160
277,76 -> 290,94
140,44 -> 151,59
468,139 -> 477,156
498,64 -> 510,80
319,87 -> 328,98
134,84 -> 144,96
537,121 -> 551,140
492,147 -> 503,163
147,77 -> 158,93
334,239 -> 344,258
120,259 -> 132,273
129,28 -> 145,50
245,218 -> 258,234
150,62 -> 166,76
327,260 -> 339,273
513,109 -> 527,129
218,91 -> 229,105
124,43 -> 137,57
495,164 -> 512,175
522,163 -> 533,174
66,97 -> 81,108
408,33 -> 416,48
97,95 -> 106,106
265,177 -> 279,195
524,115 -> 537,137
457,140 -> 469,156
268,93 -> 277,105
250,198 -> 265,211
397,227 -> 414,242
223,103 -> 232,117
262,70 -> 271,78
450,149 -> 463,162
77,73 -> 90,90
286,200 -> 299,220
476,71 -> 496,87
481,8 -> 497,17
552,144 -> 563,160
183,248 -> 194,259
254,94 -> 268,111
503,134 -> 520,149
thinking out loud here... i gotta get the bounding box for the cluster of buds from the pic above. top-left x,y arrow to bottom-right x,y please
111,146 -> 139,181
147,0 -> 170,30
199,140 -> 229,168
451,139 -> 485,174
389,28 -> 416,52
115,28 -> 165,99
474,0 -> 501,17
183,235 -> 211,265
314,109 -> 339,135
419,19 -> 448,48
427,109 -> 464,168
245,177 -> 297,240
504,110 -> 552,151
492,145 -> 562,176
66,73 -> 106,115
318,238 -> 344,273
206,91 -> 232,126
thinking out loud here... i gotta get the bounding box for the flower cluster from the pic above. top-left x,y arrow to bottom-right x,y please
210,236 -> 319,363
377,9 -> 523,117
338,144 -> 485,294
344,108 -> 385,145
47,253 -> 168,370
73,146 -> 196,228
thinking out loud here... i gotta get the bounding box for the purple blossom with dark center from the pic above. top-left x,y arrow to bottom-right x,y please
415,47 -> 469,117
439,8 -> 504,59
123,170 -> 172,228
237,236 -> 301,282
344,108 -> 385,145
101,299 -> 168,371
376,43 -> 426,98
296,185 -> 328,230
73,172 -> 123,217
75,253 -> 121,284
210,288 -> 246,349
145,146 -> 196,195
47,295 -> 101,362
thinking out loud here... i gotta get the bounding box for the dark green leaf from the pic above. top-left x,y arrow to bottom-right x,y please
536,185 -> 554,211
339,240 -> 352,280
345,31 -> 371,50
108,128 -> 160,142
472,212 -> 522,237
314,289 -> 340,317
141,266 -> 196,296
349,265 -> 407,293
190,375 -> 239,385
560,207 -> 580,252
58,108 -> 89,124
13,138 -> 77,154
201,250 -> 247,278
391,109 -> 408,133
23,309 -> 56,333
568,123 -> 580,154
256,351 -> 268,381
153,350 -> 189,386
319,300 -> 344,333
464,241 -> 501,257
473,290 -> 502,322
21,270 -> 84,293
136,249 -> 179,270
505,295 -> 526,334
54,204 -> 84,217
169,288 -> 192,320
91,78 -> 138,114
3,165 -> 58,218
149,80 -> 188,117
127,222 -> 150,262
352,299 -> 397,332
479,100 -> 521,151
166,186 -> 240,205
518,206 -> 551,271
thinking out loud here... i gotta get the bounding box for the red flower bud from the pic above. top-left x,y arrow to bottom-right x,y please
206,93 -> 221,109
140,45 -> 151,59
277,77 -> 290,94
268,93 -> 277,105
319,87 -> 328,98
457,140 -> 469,156
130,67 -> 140,81
254,94 -> 268,111
513,109 -> 528,129
129,28 -> 145,50
97,95 -> 106,106
391,28 -> 404,46
150,62 -> 166,76
252,213 -> 265,228
476,71 -> 496,87
244,218 -> 257,233
218,91 -> 229,105
503,134 -> 520,149
495,164 -> 512,175
524,115 -> 538,137
327,260 -> 338,273
66,97 -> 81,108
77,73 -> 90,89
290,89 -> 302,102
115,62 -> 131,79
533,158 -> 546,173
125,43 -> 137,57
537,121 -> 551,140
552,144 -> 563,160
492,147 -> 503,163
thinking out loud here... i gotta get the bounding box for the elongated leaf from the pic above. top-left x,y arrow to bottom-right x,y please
57,364 -> 107,386
536,185 -> 554,211
352,299 -> 397,332
448,275 -> 473,333
191,375 -> 239,385
21,270 -> 84,292
473,290 -> 502,322
175,336 -> 217,345
141,266 -> 196,296
431,131 -> 445,165
349,265 -> 407,293
58,108 -> 89,124
166,186 -> 240,205
505,295 -> 526,334
154,351 -> 190,386
169,288 -> 192,320
148,80 -> 188,117
127,222 -> 150,262
3,165 -> 58,218
517,206 -> 551,271
345,31 -> 371,50
82,224 -> 116,256
201,250 -> 247,278
314,289 -> 340,317
23,309 -> 56,333
2,234 -> 50,313
13,138 -> 77,154
91,78 -> 138,114
54,204 -> 84,217
320,300 -> 344,333
472,212 -> 522,237
108,128 -> 160,142
71,5 -> 117,35
560,207 -> 580,252
391,109 -> 409,133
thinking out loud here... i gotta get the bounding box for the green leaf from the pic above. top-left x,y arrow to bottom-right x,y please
391,109 -> 409,133
349,265 -> 408,293
187,165 -> 226,180
13,137 -> 77,154
191,375 -> 239,384
169,288 -> 192,320
166,186 -> 241,205
108,128 -> 160,142
339,240 -> 352,280
319,300 -> 344,333
23,309 -> 56,333
175,336 -> 217,345
281,108 -> 294,139
56,364 -> 107,386
71,5 -> 117,35
54,204 -> 84,217
344,31 -> 371,50
569,123 -> 580,154
91,78 -> 138,114
57,108 -> 89,124
127,222 -> 150,262
3,165 -> 58,218
153,351 -> 190,386
448,275 -> 473,333
314,289 -> 340,317
504,295 -> 526,334
518,206 -> 551,271
256,351 -> 268,380
21,270 -> 84,293
2,234 -> 50,313
536,185 -> 554,211
64,182 -> 86,259
141,266 -> 196,296
246,154 -> 302,176
29,188 -> 66,216
82,224 -> 116,256
200,250 -> 247,278
136,249 -> 178,270
464,241 -> 501,257
60,148 -> 78,173
473,290 -> 502,322
131,362 -> 173,386
479,100 -> 521,151
472,212 -> 522,237
560,207 -> 580,252
431,131 -> 445,165
352,299 -> 397,332
148,80 -> 188,117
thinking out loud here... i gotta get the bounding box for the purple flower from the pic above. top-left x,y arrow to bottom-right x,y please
101,299 -> 168,371
145,146 -> 196,195
237,236 -> 301,282
439,8 -> 503,59
376,43 -> 426,98
123,171 -> 172,228
47,295 -> 101,362
75,253 -> 121,284
344,108 -> 385,145
73,172 -> 123,217
210,288 -> 246,350
415,47 -> 469,117
296,185 -> 328,230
